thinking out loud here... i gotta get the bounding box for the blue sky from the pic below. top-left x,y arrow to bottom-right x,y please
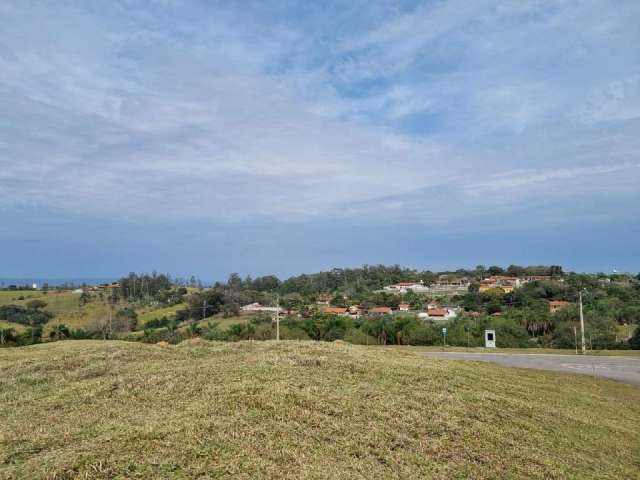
1,0 -> 639,280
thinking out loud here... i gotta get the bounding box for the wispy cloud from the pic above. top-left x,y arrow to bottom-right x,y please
0,0 -> 638,230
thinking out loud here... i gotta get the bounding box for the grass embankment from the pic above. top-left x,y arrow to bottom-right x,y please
1,341 -> 639,479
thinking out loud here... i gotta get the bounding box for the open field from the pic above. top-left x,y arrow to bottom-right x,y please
0,290 -> 194,336
0,290 -> 51,306
1,340 -> 639,479
137,304 -> 186,325
194,313 -> 252,329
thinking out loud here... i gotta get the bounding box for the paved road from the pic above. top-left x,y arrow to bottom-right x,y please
423,352 -> 640,386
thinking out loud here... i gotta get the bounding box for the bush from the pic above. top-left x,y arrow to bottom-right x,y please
144,316 -> 173,329
280,327 -> 311,341
630,327 -> 640,350
343,328 -> 378,345
404,323 -> 439,346
251,323 -> 274,340
0,304 -> 54,327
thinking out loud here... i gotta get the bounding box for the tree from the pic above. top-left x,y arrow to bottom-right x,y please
252,275 -> 281,292
114,307 -> 138,333
487,266 -> 505,276
0,328 -> 16,345
167,319 -> 178,339
26,300 -> 47,311
79,291 -> 91,306
630,327 -> 640,350
49,324 -> 71,341
21,326 -> 42,345
549,265 -> 564,277
506,265 -> 525,277
187,323 -> 202,338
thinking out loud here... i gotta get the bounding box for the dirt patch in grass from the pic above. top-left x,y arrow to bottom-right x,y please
0,340 -> 639,479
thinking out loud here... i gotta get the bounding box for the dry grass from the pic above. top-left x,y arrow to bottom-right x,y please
0,340 -> 639,479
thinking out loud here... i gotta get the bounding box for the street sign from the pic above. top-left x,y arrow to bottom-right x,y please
442,327 -> 447,335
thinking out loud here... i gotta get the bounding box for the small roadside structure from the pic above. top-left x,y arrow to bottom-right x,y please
484,329 -> 496,348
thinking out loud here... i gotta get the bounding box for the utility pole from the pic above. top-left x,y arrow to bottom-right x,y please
573,325 -> 578,355
276,294 -> 280,341
579,290 -> 586,355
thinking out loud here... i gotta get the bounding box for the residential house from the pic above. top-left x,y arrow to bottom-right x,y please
369,306 -> 393,316
241,302 -> 283,314
429,276 -> 470,294
479,276 -> 521,293
549,300 -> 572,313
315,294 -> 332,306
425,307 -> 457,320
383,281 -> 429,293
398,303 -> 410,312
320,306 -> 349,316
525,275 -> 564,283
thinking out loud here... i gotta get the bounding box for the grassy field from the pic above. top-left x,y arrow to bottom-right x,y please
137,304 -> 186,325
194,313 -> 252,329
1,341 -> 639,479
0,290 -> 51,306
0,290 -> 193,335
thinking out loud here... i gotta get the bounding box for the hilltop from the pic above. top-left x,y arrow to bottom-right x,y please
3,265 -> 639,352
1,340 -> 639,479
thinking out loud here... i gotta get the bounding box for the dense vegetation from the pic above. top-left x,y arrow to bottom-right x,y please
1,265 -> 639,350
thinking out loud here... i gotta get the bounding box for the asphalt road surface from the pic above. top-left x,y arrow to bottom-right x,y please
423,352 -> 640,386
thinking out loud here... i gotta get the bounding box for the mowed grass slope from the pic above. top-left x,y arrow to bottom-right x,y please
1,341 -> 639,479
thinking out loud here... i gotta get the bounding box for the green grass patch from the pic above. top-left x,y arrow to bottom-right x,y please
137,304 -> 185,324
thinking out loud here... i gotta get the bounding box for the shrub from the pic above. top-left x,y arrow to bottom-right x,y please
144,316 -> 173,329
280,327 -> 311,341
343,328 -> 378,345
630,327 -> 640,350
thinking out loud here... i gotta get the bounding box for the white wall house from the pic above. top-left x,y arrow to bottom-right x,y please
241,302 -> 284,314
383,281 -> 430,294
425,307 -> 458,321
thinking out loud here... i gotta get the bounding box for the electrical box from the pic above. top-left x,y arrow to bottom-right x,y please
484,329 -> 496,348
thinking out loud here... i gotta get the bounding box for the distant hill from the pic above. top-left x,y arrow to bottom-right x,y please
0,278 -> 117,288
1,340 -> 639,479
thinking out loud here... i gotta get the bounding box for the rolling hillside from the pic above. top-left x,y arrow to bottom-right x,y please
1,340 -> 639,479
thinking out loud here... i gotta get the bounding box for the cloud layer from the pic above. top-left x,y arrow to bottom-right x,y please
1,0 -> 639,231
